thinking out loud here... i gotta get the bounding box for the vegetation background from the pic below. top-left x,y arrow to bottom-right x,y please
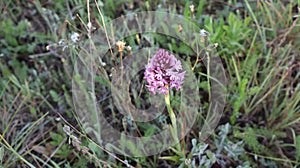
0,0 -> 299,167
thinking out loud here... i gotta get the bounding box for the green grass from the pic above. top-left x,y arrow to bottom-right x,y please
0,0 -> 299,167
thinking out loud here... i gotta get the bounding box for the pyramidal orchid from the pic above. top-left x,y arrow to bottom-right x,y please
144,49 -> 186,95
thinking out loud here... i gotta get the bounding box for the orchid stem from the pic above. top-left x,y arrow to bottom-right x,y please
165,91 -> 182,154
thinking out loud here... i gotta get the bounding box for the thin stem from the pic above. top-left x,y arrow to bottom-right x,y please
57,113 -> 134,168
165,92 -> 177,135
0,134 -> 35,168
94,0 -> 114,57
231,55 -> 241,87
165,91 -> 182,155
120,51 -> 124,85
206,51 -> 212,102
87,0 -> 91,37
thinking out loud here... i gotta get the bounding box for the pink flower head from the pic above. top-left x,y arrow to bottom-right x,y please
144,49 -> 185,94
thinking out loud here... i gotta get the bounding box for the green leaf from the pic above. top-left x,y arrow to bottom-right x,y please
248,86 -> 261,95
206,150 -> 216,163
296,135 -> 300,161
183,2 -> 191,19
29,107 -> 37,116
50,132 -> 64,146
50,90 -> 60,102
95,76 -> 110,87
9,75 -> 21,88
144,126 -> 158,136
196,0 -> 206,18
55,145 -> 71,159
240,78 -> 248,97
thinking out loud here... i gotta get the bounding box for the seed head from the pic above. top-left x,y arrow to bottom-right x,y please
116,41 -> 126,52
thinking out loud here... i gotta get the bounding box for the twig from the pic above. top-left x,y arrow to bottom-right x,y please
56,112 -> 135,168
29,52 -> 52,58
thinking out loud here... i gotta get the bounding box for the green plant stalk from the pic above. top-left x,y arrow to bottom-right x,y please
245,0 -> 267,51
13,112 -> 49,152
0,134 -> 35,168
165,91 -> 182,154
2,93 -> 29,138
206,51 -> 212,102
231,55 -> 241,86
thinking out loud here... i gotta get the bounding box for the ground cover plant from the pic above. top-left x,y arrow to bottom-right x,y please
0,0 -> 299,167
